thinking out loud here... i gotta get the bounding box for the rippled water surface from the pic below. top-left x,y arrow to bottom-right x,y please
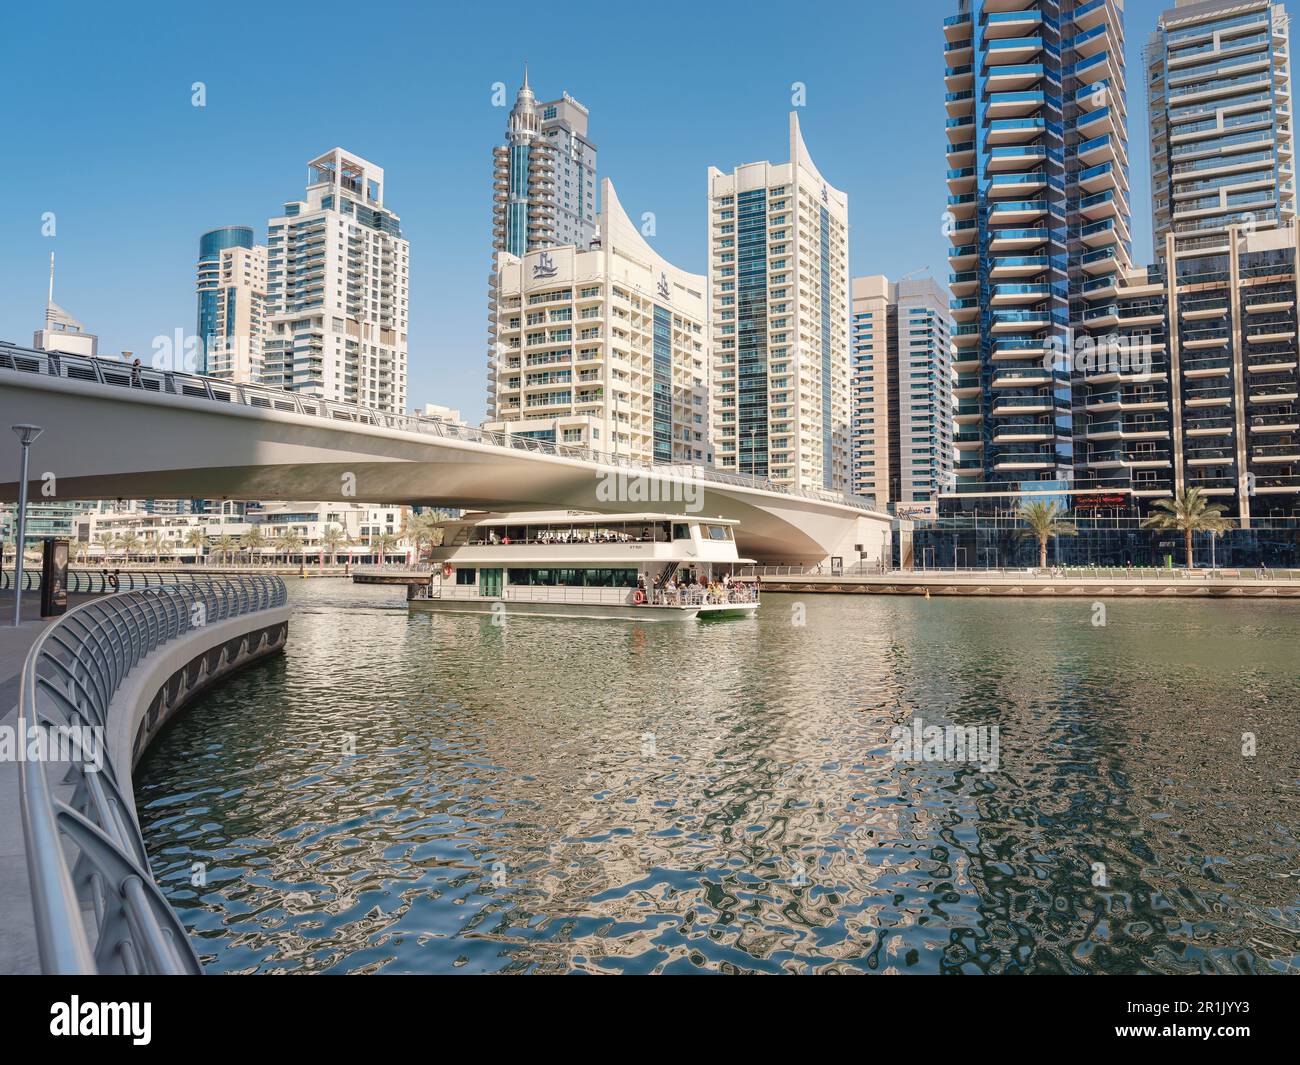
135,581 -> 1300,974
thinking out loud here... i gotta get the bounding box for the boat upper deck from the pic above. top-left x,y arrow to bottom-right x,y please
429,512 -> 750,566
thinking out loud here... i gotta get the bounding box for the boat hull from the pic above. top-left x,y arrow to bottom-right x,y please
407,598 -> 758,623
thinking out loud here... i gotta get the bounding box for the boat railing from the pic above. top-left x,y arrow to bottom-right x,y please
411,581 -> 759,607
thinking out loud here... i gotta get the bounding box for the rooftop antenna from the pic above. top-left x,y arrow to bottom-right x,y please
48,252 -> 55,304
899,266 -> 930,281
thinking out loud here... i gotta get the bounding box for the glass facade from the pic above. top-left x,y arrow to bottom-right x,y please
653,305 -> 673,463
820,205 -> 833,487
196,226 -> 253,374
946,0 -> 1132,489
737,188 -> 769,477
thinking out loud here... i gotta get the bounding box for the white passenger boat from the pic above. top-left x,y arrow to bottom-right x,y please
408,512 -> 760,622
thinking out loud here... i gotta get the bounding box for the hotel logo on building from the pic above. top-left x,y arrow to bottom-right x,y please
531,252 -> 558,279
657,271 -> 670,300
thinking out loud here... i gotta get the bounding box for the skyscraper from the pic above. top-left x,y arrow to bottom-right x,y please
944,0 -> 1132,487
1147,0 -> 1295,257
491,68 -> 598,258
708,112 -> 851,493
851,275 -> 955,505
485,179 -> 710,464
263,148 -> 409,414
196,226 -> 266,383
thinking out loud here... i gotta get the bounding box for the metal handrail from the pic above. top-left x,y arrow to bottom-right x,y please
17,574 -> 287,974
1,568 -> 273,594
0,342 -> 883,515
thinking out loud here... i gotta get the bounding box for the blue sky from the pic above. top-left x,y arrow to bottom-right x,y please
1,0 -> 1169,423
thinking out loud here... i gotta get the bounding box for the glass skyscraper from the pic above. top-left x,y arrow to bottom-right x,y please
945,0 -> 1132,489
196,226 -> 254,374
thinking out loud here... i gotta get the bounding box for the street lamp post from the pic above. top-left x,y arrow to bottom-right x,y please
11,424 -> 43,627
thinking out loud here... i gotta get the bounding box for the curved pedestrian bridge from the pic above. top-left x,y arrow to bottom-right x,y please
0,344 -> 889,565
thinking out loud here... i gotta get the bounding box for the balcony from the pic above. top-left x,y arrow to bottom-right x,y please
985,63 -> 1046,92
989,227 -> 1049,251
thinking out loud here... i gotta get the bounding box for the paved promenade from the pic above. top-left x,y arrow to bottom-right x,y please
0,599 -> 73,974
759,570 -> 1300,597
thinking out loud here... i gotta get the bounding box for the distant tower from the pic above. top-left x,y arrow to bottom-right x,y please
196,226 -> 266,381
34,253 -> 98,357
263,148 -> 410,414
491,66 -> 598,257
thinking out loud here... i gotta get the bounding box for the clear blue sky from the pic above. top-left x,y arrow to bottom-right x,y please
1,0 -> 1170,423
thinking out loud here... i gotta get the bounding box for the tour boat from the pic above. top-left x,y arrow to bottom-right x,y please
408,511 -> 760,622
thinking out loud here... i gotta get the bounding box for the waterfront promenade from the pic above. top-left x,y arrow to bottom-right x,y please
756,568 -> 1300,597
0,578 -> 290,975
0,600 -> 70,973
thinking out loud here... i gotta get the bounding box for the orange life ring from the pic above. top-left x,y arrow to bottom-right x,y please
633,589 -> 645,605
442,564 -> 453,580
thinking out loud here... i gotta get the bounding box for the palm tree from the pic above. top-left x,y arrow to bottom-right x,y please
96,531 -> 115,562
274,532 -> 303,566
1017,500 -> 1076,569
184,527 -> 208,565
320,524 -> 349,567
1141,487 -> 1232,569
374,532 -> 399,565
405,510 -> 444,563
214,534 -> 237,566
74,538 -> 91,565
115,531 -> 141,564
240,527 -> 265,566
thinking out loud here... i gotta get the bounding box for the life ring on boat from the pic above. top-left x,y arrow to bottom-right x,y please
633,589 -> 646,605
442,564 -> 453,580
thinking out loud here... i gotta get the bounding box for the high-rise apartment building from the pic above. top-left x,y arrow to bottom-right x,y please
485,179 -> 710,464
851,276 -> 955,504
708,112 -> 851,492
1072,222 -> 1300,523
1148,0 -> 1295,257
491,69 -> 598,258
263,149 -> 409,414
196,226 -> 266,383
945,0 -> 1132,487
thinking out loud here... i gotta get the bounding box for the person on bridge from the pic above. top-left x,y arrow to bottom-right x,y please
130,358 -> 142,387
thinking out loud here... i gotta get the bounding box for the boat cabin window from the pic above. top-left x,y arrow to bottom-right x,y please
507,567 -> 638,588
672,523 -> 691,540
705,525 -> 732,542
469,521 -> 673,545
455,568 -> 477,585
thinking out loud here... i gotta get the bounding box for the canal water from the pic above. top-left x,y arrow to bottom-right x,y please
135,580 -> 1300,974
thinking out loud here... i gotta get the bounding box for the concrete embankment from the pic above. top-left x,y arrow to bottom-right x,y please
759,572 -> 1300,598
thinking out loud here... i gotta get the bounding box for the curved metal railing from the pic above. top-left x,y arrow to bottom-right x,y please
1,568 -> 264,594
0,342 -> 883,514
18,574 -> 287,974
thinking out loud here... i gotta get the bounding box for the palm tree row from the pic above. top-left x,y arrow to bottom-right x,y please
71,523 -> 400,567
1016,487 -> 1233,569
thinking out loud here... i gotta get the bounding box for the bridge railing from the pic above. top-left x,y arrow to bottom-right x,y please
1,342 -> 883,515
18,574 -> 287,974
